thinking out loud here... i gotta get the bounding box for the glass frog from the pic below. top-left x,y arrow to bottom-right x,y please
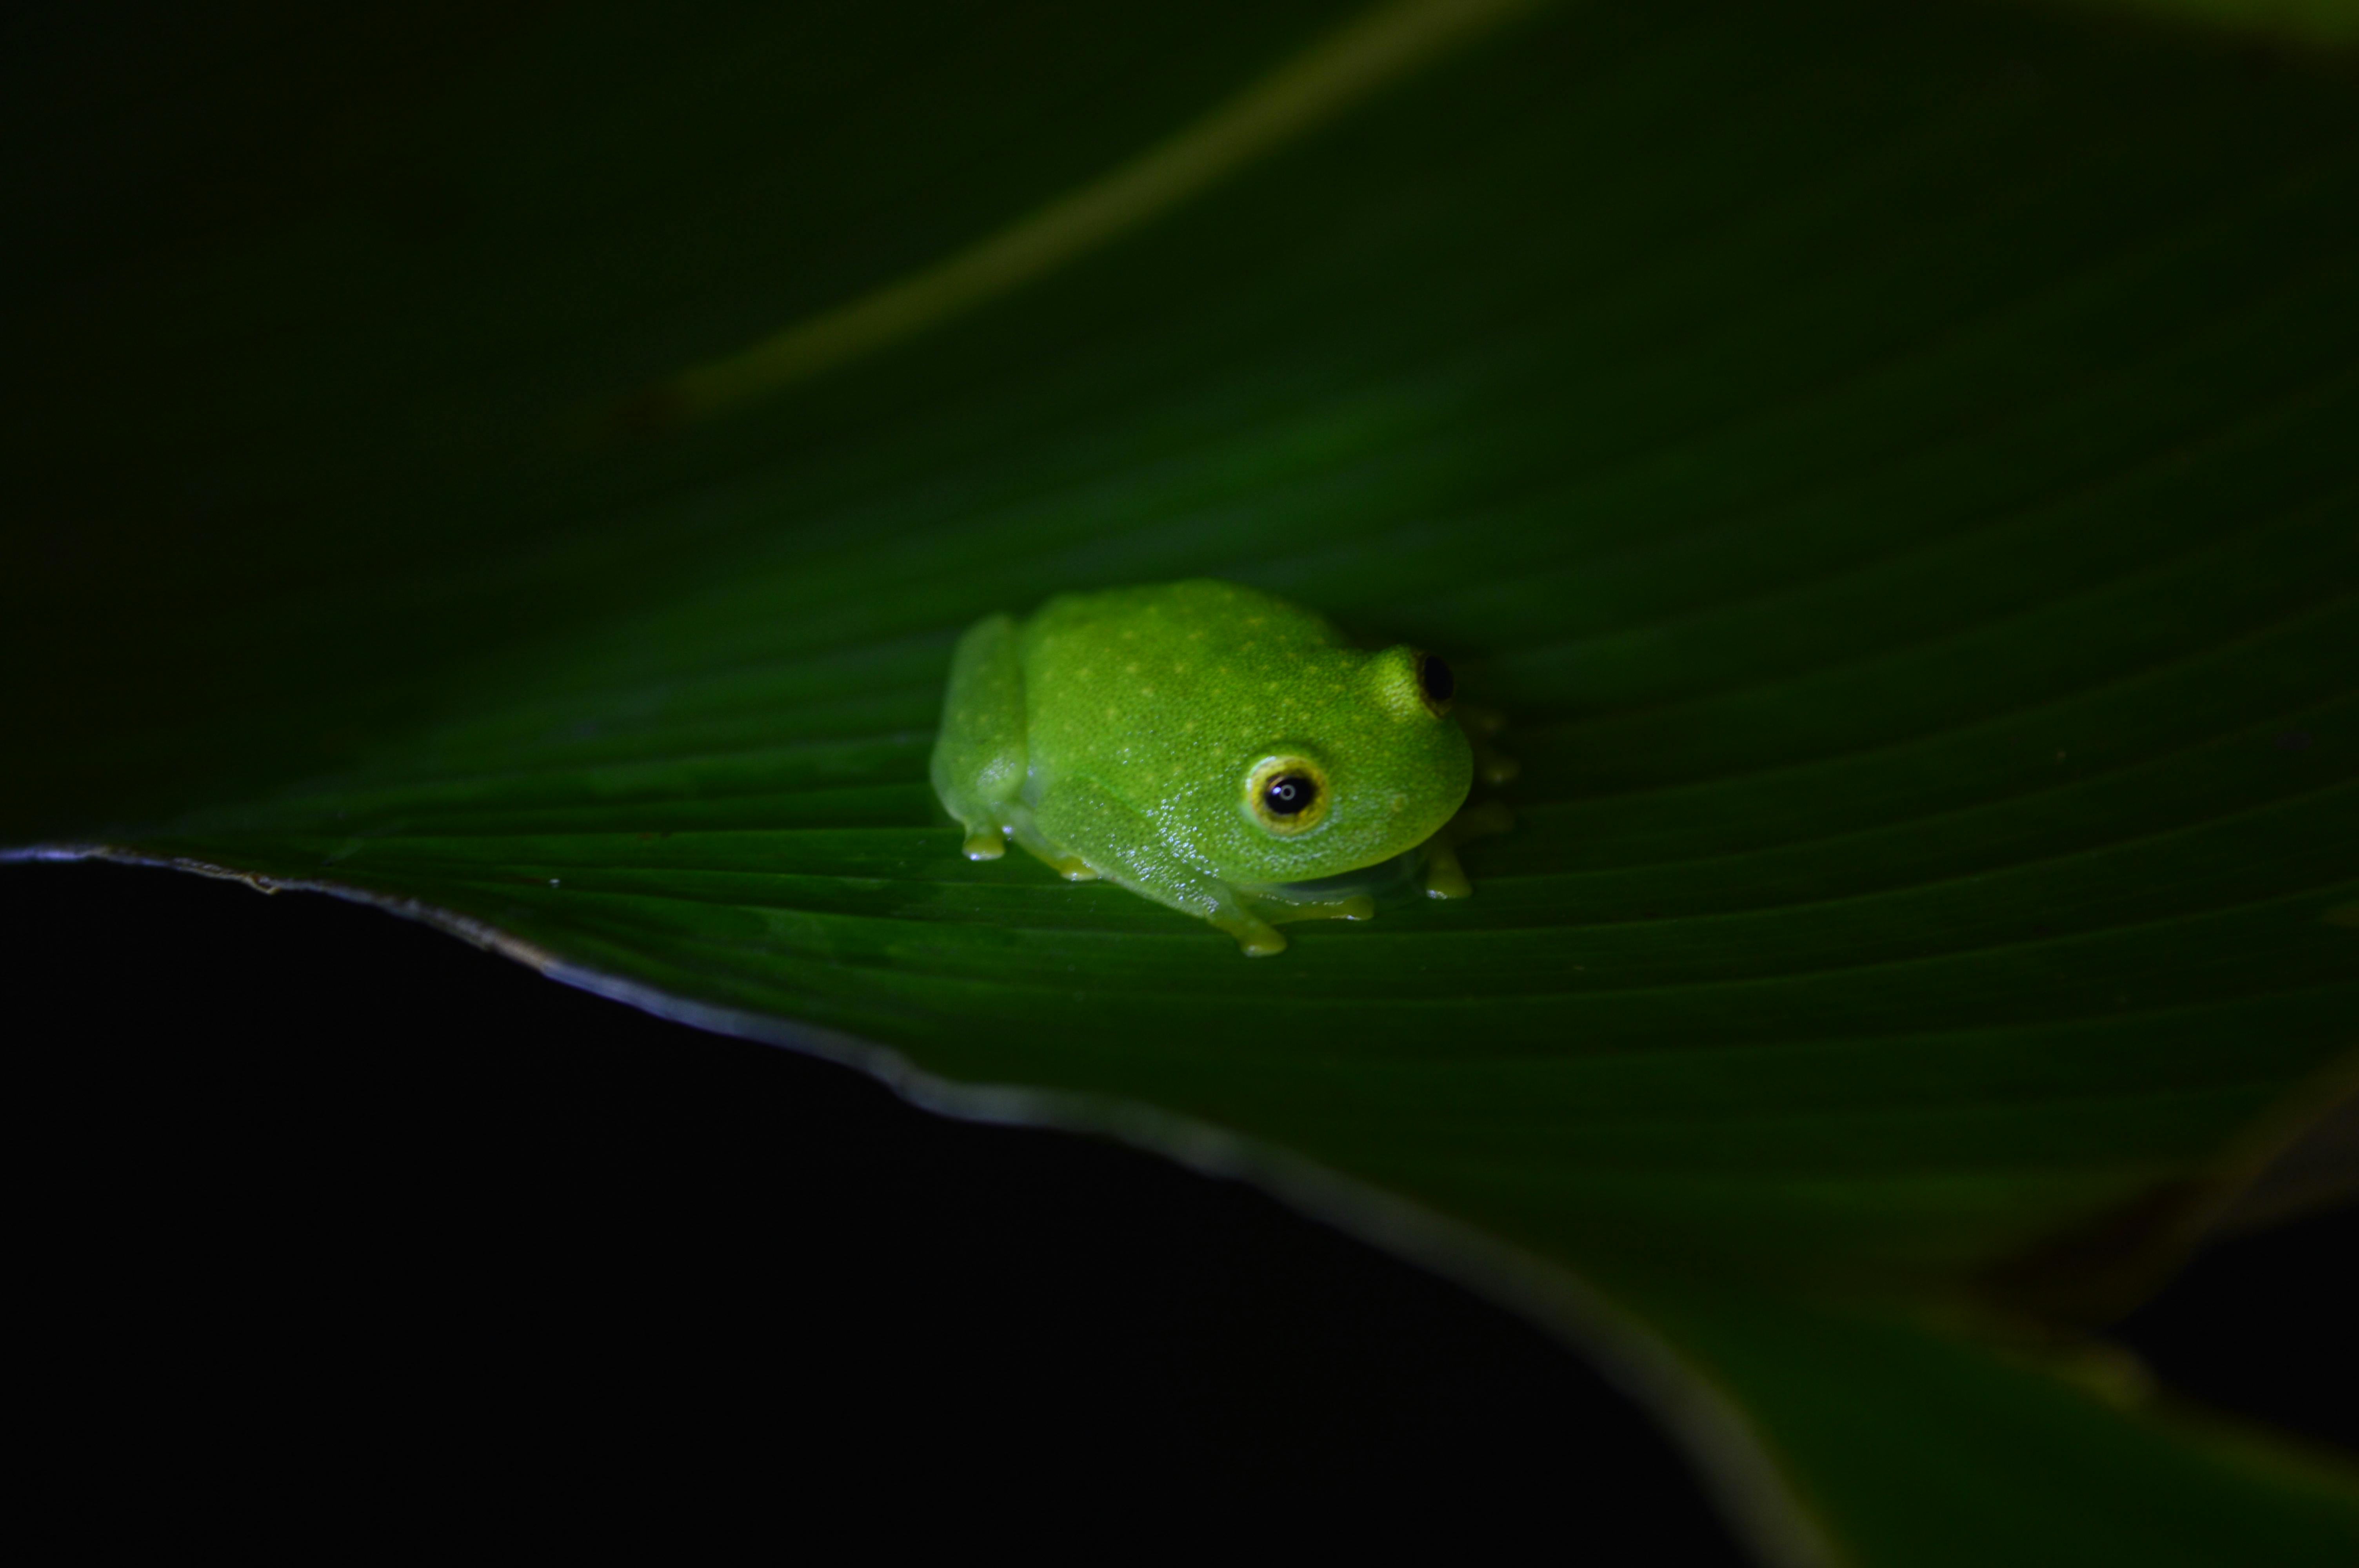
931,579 -> 1503,956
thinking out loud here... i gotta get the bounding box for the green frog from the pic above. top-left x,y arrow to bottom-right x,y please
931,579 -> 1499,955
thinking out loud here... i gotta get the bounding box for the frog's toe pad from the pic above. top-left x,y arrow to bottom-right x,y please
1423,864 -> 1473,899
961,829 -> 1008,860
1421,834 -> 1475,899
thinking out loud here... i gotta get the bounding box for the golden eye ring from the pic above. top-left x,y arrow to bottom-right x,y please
1245,755 -> 1331,835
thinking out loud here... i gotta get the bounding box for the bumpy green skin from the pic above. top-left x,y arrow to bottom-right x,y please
931,579 -> 1474,954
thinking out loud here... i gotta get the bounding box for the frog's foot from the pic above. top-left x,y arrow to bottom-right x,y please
952,806 -> 1021,862
1211,909 -> 1290,957
1419,800 -> 1515,900
1457,705 -> 1519,785
1423,835 -> 1472,900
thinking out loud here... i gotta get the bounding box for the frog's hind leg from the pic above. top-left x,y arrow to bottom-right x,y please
1003,810 -> 1099,882
1030,777 -> 1289,956
930,613 -> 1031,860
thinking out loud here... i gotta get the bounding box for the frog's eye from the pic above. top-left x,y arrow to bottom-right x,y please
1246,755 -> 1331,835
1263,773 -> 1318,817
1418,654 -> 1455,717
1363,644 -> 1453,722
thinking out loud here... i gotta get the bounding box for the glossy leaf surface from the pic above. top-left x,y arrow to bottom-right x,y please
7,2 -> 2356,1561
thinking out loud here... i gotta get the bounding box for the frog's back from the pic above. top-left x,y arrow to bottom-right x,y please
1017,579 -> 1352,788
1021,579 -> 1344,655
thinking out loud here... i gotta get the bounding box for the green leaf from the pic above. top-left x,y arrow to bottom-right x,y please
8,1 -> 2356,1559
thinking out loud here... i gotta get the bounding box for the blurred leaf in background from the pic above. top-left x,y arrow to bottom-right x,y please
5,0 -> 2355,1559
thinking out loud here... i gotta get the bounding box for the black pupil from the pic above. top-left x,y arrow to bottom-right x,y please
1420,655 -> 1455,705
1264,775 -> 1316,817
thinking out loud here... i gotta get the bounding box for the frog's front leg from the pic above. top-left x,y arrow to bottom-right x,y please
1030,776 -> 1290,956
931,614 -> 1031,861
1419,800 -> 1514,899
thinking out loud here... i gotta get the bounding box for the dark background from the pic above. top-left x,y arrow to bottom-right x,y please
9,858 -> 2350,1540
